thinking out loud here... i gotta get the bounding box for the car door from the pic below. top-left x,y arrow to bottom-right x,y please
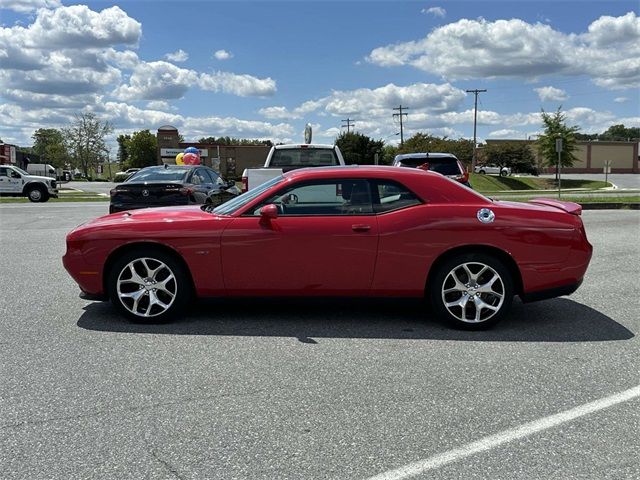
220,178 -> 379,295
189,168 -> 209,203
0,167 -> 22,193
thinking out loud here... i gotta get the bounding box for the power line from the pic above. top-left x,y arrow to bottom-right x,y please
466,89 -> 487,170
392,105 -> 409,147
341,118 -> 355,133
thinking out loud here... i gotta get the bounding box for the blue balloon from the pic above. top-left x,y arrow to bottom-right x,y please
184,147 -> 199,154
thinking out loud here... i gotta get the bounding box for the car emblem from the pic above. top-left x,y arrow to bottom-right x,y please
477,208 -> 495,224
142,189 -> 149,197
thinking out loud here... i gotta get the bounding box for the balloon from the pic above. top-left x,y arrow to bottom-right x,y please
182,152 -> 200,165
175,152 -> 185,165
184,147 -> 199,154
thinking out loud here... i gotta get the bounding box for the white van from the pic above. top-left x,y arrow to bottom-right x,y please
27,163 -> 56,179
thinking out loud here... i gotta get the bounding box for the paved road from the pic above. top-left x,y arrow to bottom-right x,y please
62,181 -> 117,195
537,173 -> 640,190
1,204 -> 638,479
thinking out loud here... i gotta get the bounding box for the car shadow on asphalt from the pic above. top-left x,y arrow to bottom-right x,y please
76,297 -> 634,343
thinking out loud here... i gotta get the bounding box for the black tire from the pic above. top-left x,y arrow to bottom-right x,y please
478,170 -> 486,175
107,248 -> 191,323
500,169 -> 508,177
26,185 -> 48,202
429,253 -> 514,330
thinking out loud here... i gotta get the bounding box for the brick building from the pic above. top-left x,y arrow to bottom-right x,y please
156,125 -> 271,179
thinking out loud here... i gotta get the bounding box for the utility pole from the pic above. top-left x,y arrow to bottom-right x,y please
393,105 -> 409,147
341,118 -> 355,133
466,89 -> 486,170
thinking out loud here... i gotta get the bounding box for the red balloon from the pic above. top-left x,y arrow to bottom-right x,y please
182,152 -> 200,165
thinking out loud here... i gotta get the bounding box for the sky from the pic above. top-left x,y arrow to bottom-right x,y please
0,0 -> 639,154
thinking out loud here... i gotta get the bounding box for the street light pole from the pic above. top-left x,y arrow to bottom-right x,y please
466,89 -> 486,171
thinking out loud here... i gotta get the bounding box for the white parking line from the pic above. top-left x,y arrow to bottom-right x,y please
366,384 -> 640,480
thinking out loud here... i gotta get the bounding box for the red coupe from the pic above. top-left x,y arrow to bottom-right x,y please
63,166 -> 592,329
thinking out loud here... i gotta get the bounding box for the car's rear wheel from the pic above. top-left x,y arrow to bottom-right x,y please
430,253 -> 513,330
27,185 -> 48,202
478,169 -> 486,175
500,169 -> 508,177
108,249 -> 191,323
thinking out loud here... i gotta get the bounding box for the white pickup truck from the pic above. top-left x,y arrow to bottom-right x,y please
0,164 -> 59,202
241,143 -> 346,192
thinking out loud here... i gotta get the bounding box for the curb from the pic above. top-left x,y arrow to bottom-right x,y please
579,203 -> 640,210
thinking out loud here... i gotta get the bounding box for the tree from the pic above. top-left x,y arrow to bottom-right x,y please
32,128 -> 69,168
197,136 -> 272,146
398,133 -> 474,166
117,134 -> 131,166
335,132 -> 384,165
481,142 -> 536,173
63,113 -> 113,178
536,107 -> 580,175
126,130 -> 158,168
601,124 -> 640,141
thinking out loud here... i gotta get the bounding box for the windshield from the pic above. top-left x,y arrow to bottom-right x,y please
270,148 -> 338,167
127,168 -> 188,182
211,175 -> 284,215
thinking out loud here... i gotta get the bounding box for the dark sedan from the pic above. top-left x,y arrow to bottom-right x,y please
109,165 -> 239,214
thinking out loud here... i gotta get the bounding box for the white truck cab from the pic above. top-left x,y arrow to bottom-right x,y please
241,144 -> 346,192
0,164 -> 59,202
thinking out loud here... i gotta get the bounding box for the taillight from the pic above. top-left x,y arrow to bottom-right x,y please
109,189 -> 117,197
457,161 -> 469,183
241,176 -> 248,193
179,187 -> 193,196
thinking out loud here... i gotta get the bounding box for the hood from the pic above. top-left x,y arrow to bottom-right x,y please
68,205 -> 229,239
26,174 -> 54,182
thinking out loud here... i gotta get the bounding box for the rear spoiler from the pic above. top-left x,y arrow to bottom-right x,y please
528,198 -> 582,215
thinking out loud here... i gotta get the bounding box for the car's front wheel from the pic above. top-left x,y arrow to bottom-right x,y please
108,248 -> 191,323
430,253 -> 513,330
27,185 -> 48,202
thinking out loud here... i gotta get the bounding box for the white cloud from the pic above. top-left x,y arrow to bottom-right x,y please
614,97 -> 629,103
367,12 -> 640,90
214,49 -> 233,61
165,49 -> 188,62
259,82 -> 466,120
534,86 -> 568,102
488,129 -> 526,139
422,7 -> 446,18
146,100 -> 171,110
0,0 -> 60,13
112,61 -> 276,100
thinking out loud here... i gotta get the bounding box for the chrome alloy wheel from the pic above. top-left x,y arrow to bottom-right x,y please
116,257 -> 177,318
441,262 -> 505,324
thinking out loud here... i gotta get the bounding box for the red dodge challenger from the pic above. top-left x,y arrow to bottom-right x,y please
63,166 -> 592,330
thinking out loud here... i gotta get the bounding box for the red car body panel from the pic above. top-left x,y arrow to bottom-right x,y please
63,167 -> 592,301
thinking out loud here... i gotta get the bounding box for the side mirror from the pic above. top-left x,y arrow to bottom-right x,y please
259,203 -> 278,220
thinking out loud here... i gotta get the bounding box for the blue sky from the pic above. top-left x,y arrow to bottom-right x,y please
1,0 -> 638,153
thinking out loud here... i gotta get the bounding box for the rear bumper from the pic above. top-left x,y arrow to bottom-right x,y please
520,279 -> 583,303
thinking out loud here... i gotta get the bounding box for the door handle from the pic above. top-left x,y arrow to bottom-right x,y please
352,224 -> 371,232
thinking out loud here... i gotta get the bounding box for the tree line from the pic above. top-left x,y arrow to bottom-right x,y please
18,107 -> 636,179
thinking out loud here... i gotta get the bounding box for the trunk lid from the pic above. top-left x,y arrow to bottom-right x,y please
528,198 -> 582,215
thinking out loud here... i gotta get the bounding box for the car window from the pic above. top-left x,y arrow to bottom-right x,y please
127,168 -> 188,182
0,167 -> 8,177
191,169 -> 207,185
373,180 -> 422,213
211,175 -> 284,215
270,148 -> 338,167
203,168 -> 224,185
250,179 -> 373,216
398,157 -> 461,176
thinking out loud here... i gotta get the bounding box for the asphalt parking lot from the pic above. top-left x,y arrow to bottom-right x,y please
1,203 -> 638,480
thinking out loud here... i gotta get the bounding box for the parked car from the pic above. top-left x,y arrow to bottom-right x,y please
109,165 -> 239,214
474,164 -> 511,176
113,168 -> 140,182
64,166 -> 592,330
393,153 -> 470,186
0,164 -> 58,202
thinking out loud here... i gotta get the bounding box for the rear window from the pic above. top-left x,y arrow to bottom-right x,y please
270,148 -> 338,167
399,157 -> 460,176
127,168 -> 188,182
